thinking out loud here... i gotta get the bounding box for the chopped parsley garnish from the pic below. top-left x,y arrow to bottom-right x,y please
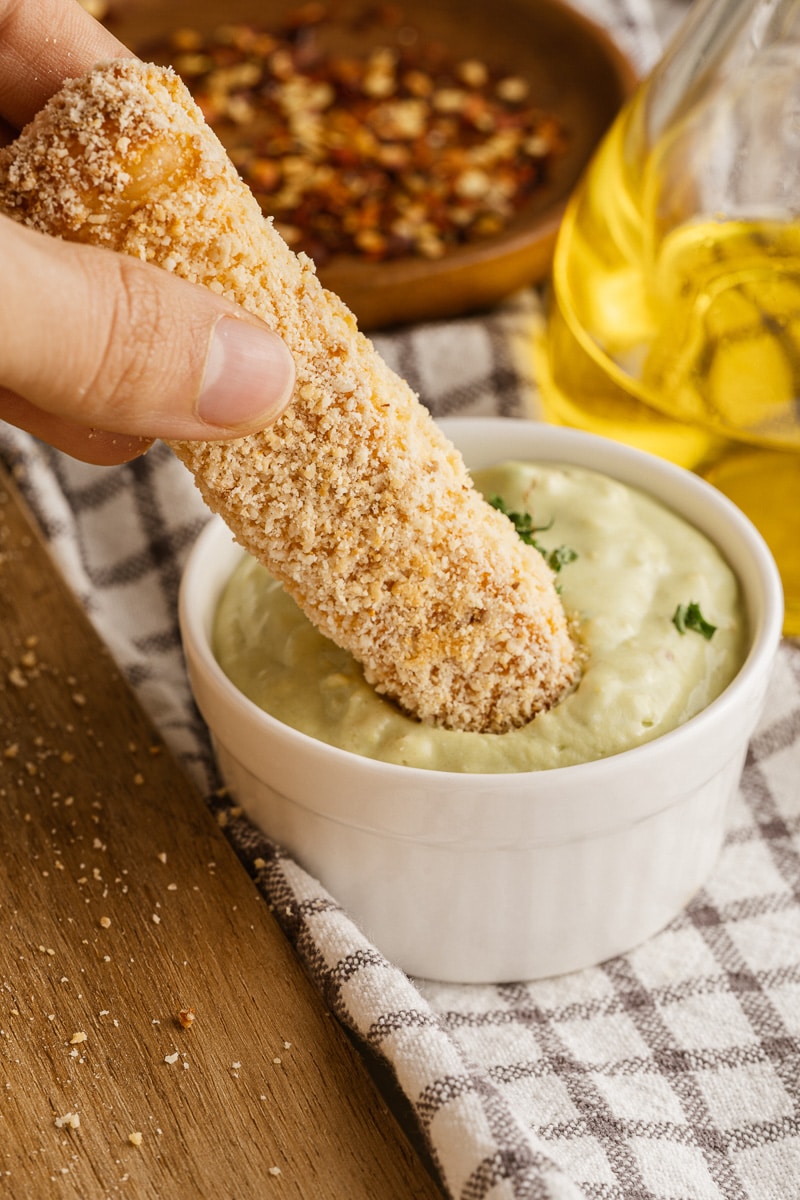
545,544 -> 579,573
672,601 -> 717,640
489,495 -> 577,574
488,494 -> 545,545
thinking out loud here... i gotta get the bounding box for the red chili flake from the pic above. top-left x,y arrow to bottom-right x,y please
142,3 -> 568,266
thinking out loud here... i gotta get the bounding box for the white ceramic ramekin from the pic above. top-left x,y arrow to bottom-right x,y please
179,419 -> 783,983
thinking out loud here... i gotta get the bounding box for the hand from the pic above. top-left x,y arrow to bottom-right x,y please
0,0 -> 296,465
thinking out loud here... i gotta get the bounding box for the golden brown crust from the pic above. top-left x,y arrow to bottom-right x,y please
0,59 -> 576,732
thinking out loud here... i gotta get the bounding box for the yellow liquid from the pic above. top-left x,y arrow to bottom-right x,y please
537,97 -> 800,632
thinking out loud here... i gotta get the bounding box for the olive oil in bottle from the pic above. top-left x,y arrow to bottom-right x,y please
537,89 -> 800,631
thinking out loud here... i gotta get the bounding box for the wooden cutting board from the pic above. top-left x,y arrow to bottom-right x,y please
0,463 -> 441,1199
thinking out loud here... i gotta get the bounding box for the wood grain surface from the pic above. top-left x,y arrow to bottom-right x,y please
0,464 -> 442,1199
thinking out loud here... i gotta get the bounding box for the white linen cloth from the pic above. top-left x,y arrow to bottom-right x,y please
6,2 -> 800,1196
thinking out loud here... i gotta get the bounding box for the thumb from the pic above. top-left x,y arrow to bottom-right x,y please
1,216 -> 296,447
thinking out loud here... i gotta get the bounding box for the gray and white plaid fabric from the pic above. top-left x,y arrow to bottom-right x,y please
6,2 -> 800,1197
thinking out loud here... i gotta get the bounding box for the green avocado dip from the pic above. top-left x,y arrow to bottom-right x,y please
212,461 -> 747,773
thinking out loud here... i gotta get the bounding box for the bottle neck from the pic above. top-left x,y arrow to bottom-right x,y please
643,0 -> 793,141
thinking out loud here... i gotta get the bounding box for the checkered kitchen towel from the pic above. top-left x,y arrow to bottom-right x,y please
5,2 -> 800,1197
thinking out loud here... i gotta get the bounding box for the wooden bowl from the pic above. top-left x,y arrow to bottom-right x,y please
104,0 -> 636,329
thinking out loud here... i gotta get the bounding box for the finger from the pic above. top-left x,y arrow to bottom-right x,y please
0,0 -> 129,130
0,217 -> 296,443
0,387 -> 152,465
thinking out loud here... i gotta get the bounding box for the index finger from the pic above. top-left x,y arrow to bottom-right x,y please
0,0 -> 130,132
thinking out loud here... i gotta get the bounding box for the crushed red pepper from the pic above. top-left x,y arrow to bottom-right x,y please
143,3 -> 568,266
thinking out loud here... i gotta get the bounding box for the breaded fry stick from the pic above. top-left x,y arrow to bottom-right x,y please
0,60 -> 576,733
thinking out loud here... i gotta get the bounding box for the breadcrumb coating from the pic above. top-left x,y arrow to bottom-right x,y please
0,59 -> 576,732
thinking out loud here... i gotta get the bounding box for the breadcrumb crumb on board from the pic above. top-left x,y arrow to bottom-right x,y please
0,59 -> 577,733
